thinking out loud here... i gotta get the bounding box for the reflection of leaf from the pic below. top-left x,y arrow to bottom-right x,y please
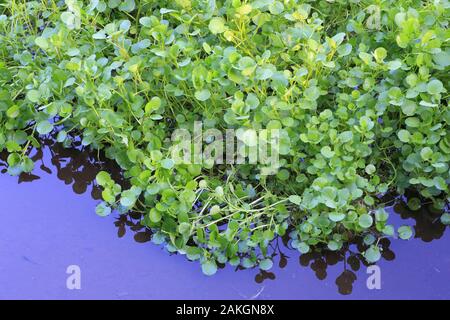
18,173 -> 41,183
117,225 -> 126,238
335,270 -> 357,295
311,258 -> 327,280
279,253 -> 288,269
134,231 -> 152,243
40,164 -> 52,174
395,199 -> 446,242
255,270 -> 276,284
347,255 -> 361,272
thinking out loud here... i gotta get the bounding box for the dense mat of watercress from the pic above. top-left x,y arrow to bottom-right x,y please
0,0 -> 449,275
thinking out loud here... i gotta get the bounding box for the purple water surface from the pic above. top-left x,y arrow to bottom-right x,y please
0,141 -> 449,300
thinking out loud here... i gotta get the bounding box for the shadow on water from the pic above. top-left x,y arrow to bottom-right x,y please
0,137 -> 448,296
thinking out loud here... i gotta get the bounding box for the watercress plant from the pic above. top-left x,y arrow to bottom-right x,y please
0,0 -> 448,275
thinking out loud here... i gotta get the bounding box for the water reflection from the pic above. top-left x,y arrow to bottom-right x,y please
0,137 -> 448,296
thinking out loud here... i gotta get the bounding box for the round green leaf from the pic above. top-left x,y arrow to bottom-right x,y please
398,226 -> 413,240
194,89 -> 211,101
358,214 -> 373,229
161,158 -> 175,169
427,79 -> 444,95
397,129 -> 410,143
201,260 -> 218,276
364,245 -> 381,263
288,195 -> 302,205
27,90 -> 40,103
36,120 -> 54,135
259,258 -> 273,271
440,213 -> 450,225
150,209 -> 162,223
208,17 -> 226,34
96,171 -> 111,186
95,202 -> 111,217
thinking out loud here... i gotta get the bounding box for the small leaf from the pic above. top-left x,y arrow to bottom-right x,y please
373,47 -> 387,62
288,195 -> 302,205
161,158 -> 174,169
397,129 -> 410,143
145,97 -> 161,114
201,260 -> 218,276
194,89 -> 211,101
36,120 -> 54,135
35,37 -> 49,50
119,0 -> 135,12
96,171 -> 111,186
259,259 -> 273,271
149,209 -> 162,223
427,79 -> 444,95
208,17 -> 226,34
420,147 -> 433,161
320,146 -> 335,158
441,213 -> 450,225
364,245 -> 381,263
398,226 -> 413,240
96,202 -> 111,217
27,90 -> 40,103
358,214 -> 373,229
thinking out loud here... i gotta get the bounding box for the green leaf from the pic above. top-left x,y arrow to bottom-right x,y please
56,130 -> 67,143
150,209 -> 162,223
194,89 -> 211,101
161,158 -> 175,169
119,0 -> 135,12
240,129 -> 257,147
36,120 -> 54,135
329,212 -> 345,222
398,226 -> 413,240
145,97 -> 161,114
320,146 -> 335,158
208,17 -> 226,34
297,242 -> 310,254
259,258 -> 273,271
427,79 -> 444,95
329,240 -> 341,251
397,129 -> 410,143
374,208 -> 389,222
401,100 -> 417,116
364,245 -> 381,263
441,213 -> 450,225
120,190 -> 137,207
201,260 -> 218,276
35,37 -> 49,50
96,202 -> 111,217
358,214 -> 373,229
27,90 -> 40,103
108,0 -> 120,8
420,147 -> 433,161
365,164 -> 376,175
96,171 -> 111,186
337,43 -> 352,57
387,60 -> 402,70
373,47 -> 387,62
288,195 -> 302,205
382,225 -> 395,237
60,12 -> 75,26
6,105 -> 20,118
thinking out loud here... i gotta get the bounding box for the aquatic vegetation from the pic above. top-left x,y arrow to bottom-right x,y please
0,0 -> 448,275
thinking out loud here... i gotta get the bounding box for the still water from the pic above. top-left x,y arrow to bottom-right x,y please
0,139 -> 449,299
